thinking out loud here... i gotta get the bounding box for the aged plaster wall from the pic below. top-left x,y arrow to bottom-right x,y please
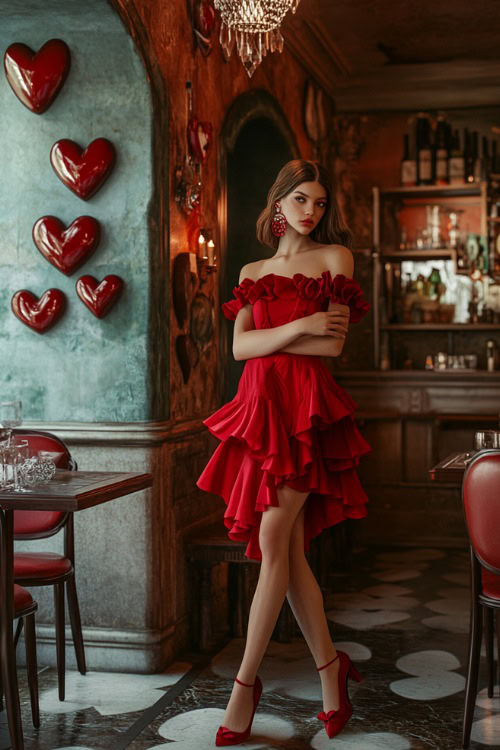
119,0 -> 314,421
0,0 -> 153,421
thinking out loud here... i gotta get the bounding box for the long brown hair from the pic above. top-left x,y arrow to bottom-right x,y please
256,159 -> 353,250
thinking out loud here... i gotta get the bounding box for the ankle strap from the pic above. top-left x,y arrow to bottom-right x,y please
235,677 -> 255,687
316,654 -> 339,672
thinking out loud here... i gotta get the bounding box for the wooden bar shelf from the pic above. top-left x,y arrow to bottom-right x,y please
380,184 -> 482,198
381,323 -> 500,331
379,248 -> 456,261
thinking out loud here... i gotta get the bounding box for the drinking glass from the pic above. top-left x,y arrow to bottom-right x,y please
6,439 -> 31,492
0,400 -> 22,446
0,443 -> 11,489
473,430 -> 500,450
37,451 -> 57,484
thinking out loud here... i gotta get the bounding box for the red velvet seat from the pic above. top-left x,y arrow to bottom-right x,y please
12,429 -> 86,703
462,449 -> 500,748
481,569 -> 500,601
14,584 -> 34,613
14,553 -> 72,579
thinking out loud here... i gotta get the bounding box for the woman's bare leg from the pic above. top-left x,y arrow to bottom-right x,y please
286,507 -> 340,712
221,484 -> 309,732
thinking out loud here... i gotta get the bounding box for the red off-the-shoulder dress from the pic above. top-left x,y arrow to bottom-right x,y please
196,271 -> 372,561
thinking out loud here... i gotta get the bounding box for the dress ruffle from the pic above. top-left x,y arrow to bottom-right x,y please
196,355 -> 371,561
221,271 -> 370,323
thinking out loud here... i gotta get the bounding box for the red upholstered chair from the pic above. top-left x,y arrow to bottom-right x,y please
0,585 -> 40,738
11,429 -> 86,702
462,449 -> 500,748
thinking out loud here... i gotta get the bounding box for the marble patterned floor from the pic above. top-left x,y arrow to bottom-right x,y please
2,545 -> 499,750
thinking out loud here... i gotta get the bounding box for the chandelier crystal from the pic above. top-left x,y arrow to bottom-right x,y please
215,0 -> 300,78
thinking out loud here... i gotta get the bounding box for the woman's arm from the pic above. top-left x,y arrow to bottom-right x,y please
233,310 -> 308,361
231,263 -> 307,360
233,305 -> 349,360
279,245 -> 356,358
231,256 -> 350,361
279,302 -> 349,357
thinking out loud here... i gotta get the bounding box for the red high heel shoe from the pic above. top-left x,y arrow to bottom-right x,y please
215,675 -> 263,746
316,650 -> 363,739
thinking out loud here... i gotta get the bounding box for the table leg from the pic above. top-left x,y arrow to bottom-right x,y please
0,509 -> 24,749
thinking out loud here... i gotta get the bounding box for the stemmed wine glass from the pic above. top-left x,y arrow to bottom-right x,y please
0,400 -> 22,446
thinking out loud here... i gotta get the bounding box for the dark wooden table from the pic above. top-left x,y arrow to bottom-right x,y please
429,451 -> 476,483
0,469 -> 153,750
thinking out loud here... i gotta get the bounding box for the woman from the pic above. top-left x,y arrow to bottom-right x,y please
196,159 -> 371,745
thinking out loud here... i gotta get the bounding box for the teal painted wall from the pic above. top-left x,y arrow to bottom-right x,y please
0,0 -> 153,421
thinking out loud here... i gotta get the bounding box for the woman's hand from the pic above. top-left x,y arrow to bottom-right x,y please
298,305 -> 350,339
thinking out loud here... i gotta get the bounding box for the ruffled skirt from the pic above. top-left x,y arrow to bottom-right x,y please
196,353 -> 371,560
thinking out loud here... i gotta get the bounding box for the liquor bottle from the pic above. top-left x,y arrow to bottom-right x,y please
487,340 -> 496,372
416,113 -> 433,185
448,130 -> 465,185
464,128 -> 475,183
472,131 -> 481,182
491,140 -> 498,174
400,133 -> 417,186
434,114 -> 449,185
481,136 -> 490,182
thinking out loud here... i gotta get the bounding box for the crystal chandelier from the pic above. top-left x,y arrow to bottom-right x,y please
215,0 -> 301,78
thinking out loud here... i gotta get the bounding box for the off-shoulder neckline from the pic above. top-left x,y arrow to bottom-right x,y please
239,270 -> 347,286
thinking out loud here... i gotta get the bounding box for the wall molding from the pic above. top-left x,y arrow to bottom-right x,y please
21,418 -> 210,445
18,622 -> 178,674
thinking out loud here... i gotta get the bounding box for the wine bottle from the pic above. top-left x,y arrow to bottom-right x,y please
464,128 -> 474,183
434,114 -> 449,185
416,113 -> 432,185
400,133 -> 417,186
491,140 -> 498,174
472,131 -> 481,182
449,130 -> 465,185
481,136 -> 490,181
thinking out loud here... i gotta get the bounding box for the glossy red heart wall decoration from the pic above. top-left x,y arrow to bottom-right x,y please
50,138 -> 116,200
4,39 -> 71,114
188,116 -> 212,163
11,289 -> 66,333
32,216 -> 101,276
76,275 -> 124,318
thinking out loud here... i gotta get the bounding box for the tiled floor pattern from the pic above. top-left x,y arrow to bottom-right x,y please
2,545 -> 499,749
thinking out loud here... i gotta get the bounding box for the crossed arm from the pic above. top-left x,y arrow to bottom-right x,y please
232,248 -> 355,361
232,301 -> 350,360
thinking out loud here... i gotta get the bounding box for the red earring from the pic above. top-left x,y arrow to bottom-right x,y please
271,201 -> 287,237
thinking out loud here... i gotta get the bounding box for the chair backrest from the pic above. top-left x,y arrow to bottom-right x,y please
11,429 -> 77,539
463,449 -> 500,575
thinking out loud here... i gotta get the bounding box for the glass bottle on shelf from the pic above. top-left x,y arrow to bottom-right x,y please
491,140 -> 498,174
481,136 -> 490,182
472,132 -> 481,183
449,130 -> 465,185
429,267 -> 442,298
416,113 -> 433,185
434,114 -> 449,185
400,133 -> 417,187
464,128 -> 475,183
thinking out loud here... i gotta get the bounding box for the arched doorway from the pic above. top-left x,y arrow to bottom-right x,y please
218,91 -> 299,402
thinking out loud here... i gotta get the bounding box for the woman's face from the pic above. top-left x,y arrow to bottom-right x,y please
278,180 -> 327,236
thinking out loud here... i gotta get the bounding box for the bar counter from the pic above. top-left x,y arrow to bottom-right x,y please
333,369 -> 500,547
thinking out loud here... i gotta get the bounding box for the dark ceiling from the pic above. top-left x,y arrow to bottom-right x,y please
283,0 -> 500,111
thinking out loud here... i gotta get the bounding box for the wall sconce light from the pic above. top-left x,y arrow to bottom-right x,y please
197,227 -> 217,276
198,231 -> 208,259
